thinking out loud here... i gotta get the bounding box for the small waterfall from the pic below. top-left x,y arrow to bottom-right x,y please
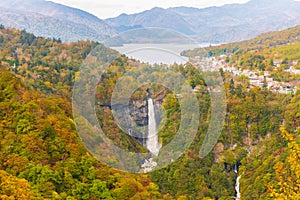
146,98 -> 161,156
234,163 -> 238,174
234,163 -> 241,200
235,175 -> 241,200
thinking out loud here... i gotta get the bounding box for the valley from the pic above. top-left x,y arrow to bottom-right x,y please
0,0 -> 299,199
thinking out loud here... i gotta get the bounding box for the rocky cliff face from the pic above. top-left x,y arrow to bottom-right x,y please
129,97 -> 164,148
110,86 -> 169,146
130,100 -> 148,127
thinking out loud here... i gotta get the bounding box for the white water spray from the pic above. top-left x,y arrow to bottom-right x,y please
235,175 -> 241,200
234,164 -> 241,200
146,98 -> 161,156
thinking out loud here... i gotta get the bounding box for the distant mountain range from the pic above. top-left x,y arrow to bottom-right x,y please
1,0 -> 300,44
106,0 -> 300,43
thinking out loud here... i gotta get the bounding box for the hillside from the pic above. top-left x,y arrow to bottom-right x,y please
1,25 -> 300,199
184,24 -> 300,56
0,0 -> 115,42
0,26 -> 170,199
183,23 -> 300,199
183,24 -> 300,82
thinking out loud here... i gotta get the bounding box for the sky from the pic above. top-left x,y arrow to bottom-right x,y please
49,0 -> 250,19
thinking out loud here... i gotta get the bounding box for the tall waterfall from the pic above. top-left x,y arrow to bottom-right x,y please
146,98 -> 161,156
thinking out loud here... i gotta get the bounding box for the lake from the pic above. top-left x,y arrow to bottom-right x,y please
110,43 -> 211,65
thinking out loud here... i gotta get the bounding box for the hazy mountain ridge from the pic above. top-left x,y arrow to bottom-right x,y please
106,0 -> 300,43
1,0 -> 300,44
0,8 -> 111,42
0,0 -> 115,42
105,7 -> 195,36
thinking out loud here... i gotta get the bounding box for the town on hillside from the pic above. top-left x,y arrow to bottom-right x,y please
192,55 -> 298,95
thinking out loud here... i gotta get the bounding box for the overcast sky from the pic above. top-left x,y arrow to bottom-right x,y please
49,0 -> 250,19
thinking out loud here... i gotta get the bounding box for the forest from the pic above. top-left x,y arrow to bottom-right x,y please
0,25 -> 299,199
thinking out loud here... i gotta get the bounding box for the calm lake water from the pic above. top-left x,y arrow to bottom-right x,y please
111,43 -> 210,65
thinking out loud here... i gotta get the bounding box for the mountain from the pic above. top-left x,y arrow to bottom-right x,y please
0,0 -> 115,42
106,7 -> 195,35
0,27 -> 166,199
183,24 -> 300,58
106,0 -> 300,43
2,0 -> 300,44
182,22 -> 300,199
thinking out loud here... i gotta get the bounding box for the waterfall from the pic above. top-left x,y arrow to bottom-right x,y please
234,163 -> 238,174
146,98 -> 161,156
234,163 -> 241,200
141,98 -> 162,173
235,175 -> 241,200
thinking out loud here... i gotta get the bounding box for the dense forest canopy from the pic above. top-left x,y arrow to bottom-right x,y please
0,25 -> 299,199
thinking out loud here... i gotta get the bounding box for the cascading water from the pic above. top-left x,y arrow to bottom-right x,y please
234,163 -> 238,174
141,98 -> 162,173
146,98 -> 161,156
234,163 -> 241,200
235,175 -> 241,200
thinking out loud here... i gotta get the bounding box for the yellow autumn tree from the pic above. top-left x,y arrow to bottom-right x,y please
0,170 -> 36,199
268,127 -> 300,199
